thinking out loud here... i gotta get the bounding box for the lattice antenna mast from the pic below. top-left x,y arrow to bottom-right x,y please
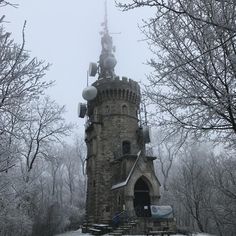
98,0 -> 117,79
104,0 -> 108,35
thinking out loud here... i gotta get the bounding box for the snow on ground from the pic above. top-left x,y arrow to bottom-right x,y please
55,229 -> 88,236
56,229 -> 214,236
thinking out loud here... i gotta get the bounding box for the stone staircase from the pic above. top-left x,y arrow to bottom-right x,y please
109,220 -> 138,236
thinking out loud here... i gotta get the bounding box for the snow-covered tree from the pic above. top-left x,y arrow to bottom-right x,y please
0,4 -> 80,235
118,0 -> 236,33
165,144 -> 236,235
0,24 -> 51,172
31,141 -> 86,236
151,128 -> 185,193
19,97 -> 71,175
118,0 -> 236,146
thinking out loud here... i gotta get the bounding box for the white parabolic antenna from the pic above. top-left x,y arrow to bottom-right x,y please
82,86 -> 98,101
104,56 -> 117,69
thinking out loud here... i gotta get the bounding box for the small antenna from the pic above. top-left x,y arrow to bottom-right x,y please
98,0 -> 117,79
104,0 -> 108,34
144,103 -> 148,125
86,70 -> 89,86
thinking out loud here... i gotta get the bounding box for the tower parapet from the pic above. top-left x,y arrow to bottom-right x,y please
87,77 -> 141,117
86,76 -> 141,138
94,76 -> 140,96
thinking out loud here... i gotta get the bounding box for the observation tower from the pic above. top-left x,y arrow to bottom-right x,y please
78,4 -> 161,234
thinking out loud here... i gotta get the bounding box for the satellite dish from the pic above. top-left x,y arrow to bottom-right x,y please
104,56 -> 117,69
82,86 -> 98,101
143,126 -> 151,143
88,62 -> 97,77
78,103 -> 87,118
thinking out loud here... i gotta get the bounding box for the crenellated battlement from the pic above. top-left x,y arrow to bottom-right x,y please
91,76 -> 141,105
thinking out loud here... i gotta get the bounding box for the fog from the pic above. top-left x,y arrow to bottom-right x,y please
2,0 -> 154,131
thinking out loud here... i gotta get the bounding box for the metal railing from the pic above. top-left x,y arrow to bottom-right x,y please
111,207 -> 151,228
112,210 -> 131,228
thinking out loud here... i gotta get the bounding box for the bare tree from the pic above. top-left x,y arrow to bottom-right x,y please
0,3 -> 81,236
117,0 -> 236,33
152,129 -> 183,192
0,1 -> 18,8
169,145 -> 213,233
210,153 -> 236,200
19,97 -> 72,175
61,138 -> 86,208
118,0 -> 236,146
208,153 -> 236,235
0,24 -> 52,172
0,26 -> 51,118
30,141 -> 86,235
166,144 -> 236,235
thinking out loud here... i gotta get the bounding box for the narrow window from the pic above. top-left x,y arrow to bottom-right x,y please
122,141 -> 131,155
106,206 -> 110,212
122,104 -> 128,114
118,195 -> 121,205
105,105 -> 110,114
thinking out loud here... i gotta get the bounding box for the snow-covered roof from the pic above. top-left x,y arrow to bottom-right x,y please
111,150 -> 141,190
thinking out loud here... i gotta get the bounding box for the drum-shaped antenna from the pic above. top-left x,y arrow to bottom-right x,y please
78,103 -> 87,118
143,126 -> 151,143
88,62 -> 97,77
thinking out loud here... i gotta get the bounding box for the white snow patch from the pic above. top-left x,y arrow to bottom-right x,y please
55,229 -> 89,236
56,230 -> 214,236
193,234 -> 215,236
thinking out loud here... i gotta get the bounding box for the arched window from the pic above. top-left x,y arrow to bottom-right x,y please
118,195 -> 121,205
122,141 -> 131,155
93,108 -> 97,115
122,104 -> 128,114
104,105 -> 110,114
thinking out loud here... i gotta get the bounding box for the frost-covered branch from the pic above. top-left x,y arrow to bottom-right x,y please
119,0 -> 236,146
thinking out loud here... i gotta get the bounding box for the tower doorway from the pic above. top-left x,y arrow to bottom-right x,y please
133,178 -> 151,217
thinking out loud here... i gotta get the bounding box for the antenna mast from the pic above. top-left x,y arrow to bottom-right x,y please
104,0 -> 108,34
98,0 -> 117,79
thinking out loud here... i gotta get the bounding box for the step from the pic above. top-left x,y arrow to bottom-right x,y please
128,222 -> 137,225
119,226 -> 131,230
113,229 -> 124,233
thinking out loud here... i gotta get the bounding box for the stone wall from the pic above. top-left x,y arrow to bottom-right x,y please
85,77 -> 160,225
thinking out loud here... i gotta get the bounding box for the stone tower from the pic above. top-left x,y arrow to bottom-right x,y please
79,6 -> 160,229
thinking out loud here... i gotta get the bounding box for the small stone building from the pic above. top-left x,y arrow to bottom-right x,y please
79,14 -> 161,232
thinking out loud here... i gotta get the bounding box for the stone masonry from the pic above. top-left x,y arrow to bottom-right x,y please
85,76 -> 160,224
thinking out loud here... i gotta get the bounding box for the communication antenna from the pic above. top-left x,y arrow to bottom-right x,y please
144,102 -> 148,125
139,99 -> 151,144
104,0 -> 108,34
87,0 -> 117,79
87,71 -> 88,86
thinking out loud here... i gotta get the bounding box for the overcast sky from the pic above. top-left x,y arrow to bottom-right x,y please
3,0 -> 154,135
